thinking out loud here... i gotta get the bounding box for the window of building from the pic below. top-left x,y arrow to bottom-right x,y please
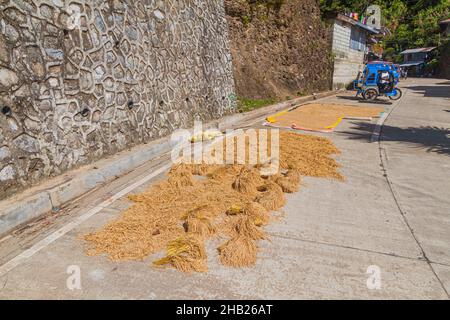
350,27 -> 366,51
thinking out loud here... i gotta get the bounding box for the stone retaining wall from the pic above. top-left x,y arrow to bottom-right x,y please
0,0 -> 236,199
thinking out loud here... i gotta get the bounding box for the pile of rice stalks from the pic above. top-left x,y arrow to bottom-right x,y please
153,235 -> 208,273
85,131 -> 343,272
280,133 -> 343,180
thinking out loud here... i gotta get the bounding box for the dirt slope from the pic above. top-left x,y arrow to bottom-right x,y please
225,0 -> 334,100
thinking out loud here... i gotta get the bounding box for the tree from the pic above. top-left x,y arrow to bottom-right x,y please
320,0 -> 450,53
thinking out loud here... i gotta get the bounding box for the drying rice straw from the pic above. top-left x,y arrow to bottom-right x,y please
154,234 -> 208,273
85,131 -> 343,272
218,236 -> 258,268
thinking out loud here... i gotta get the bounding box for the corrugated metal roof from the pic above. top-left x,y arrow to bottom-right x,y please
399,61 -> 424,67
335,14 -> 380,34
355,20 -> 380,34
400,47 -> 436,55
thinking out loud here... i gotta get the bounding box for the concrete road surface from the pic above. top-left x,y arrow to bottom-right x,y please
0,78 -> 449,299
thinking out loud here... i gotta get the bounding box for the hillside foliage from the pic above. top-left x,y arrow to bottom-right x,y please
320,0 -> 450,62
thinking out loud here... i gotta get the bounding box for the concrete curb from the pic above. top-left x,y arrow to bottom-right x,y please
0,138 -> 173,237
0,90 -> 340,238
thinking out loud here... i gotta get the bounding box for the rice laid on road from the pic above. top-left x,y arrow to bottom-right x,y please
85,131 -> 343,272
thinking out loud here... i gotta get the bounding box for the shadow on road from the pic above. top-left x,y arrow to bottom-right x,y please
407,83 -> 450,99
336,95 -> 393,105
336,95 -> 360,101
340,121 -> 450,156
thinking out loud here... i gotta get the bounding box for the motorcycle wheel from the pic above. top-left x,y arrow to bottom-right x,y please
389,88 -> 403,100
363,88 -> 378,101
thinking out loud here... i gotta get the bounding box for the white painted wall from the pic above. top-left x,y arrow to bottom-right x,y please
332,20 -> 366,89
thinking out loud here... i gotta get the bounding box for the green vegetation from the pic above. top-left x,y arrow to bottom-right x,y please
242,15 -> 251,26
237,97 -> 277,112
320,0 -> 450,62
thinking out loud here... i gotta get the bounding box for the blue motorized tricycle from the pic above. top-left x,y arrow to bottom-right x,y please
354,63 -> 403,101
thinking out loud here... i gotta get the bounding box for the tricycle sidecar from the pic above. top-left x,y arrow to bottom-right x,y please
356,64 -> 403,101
